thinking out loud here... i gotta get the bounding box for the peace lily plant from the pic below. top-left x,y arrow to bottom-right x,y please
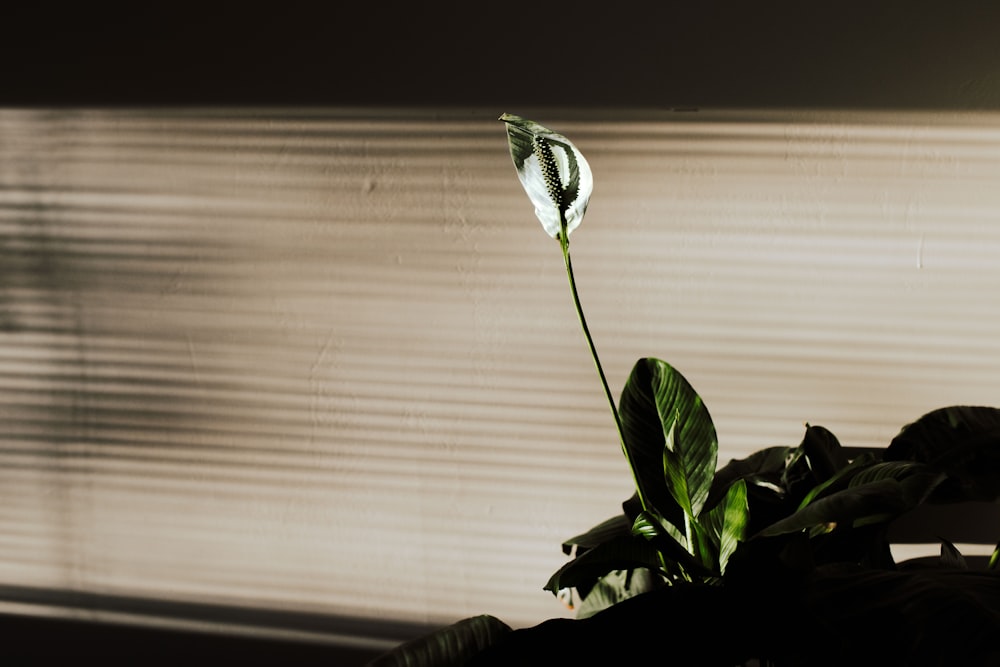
369,115 -> 1000,667
499,112 -> 747,596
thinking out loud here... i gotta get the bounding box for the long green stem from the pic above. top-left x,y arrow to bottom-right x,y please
558,232 -> 651,513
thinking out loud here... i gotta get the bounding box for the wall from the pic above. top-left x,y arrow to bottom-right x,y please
2,107 -> 1000,637
4,2 -> 1000,109
2,0 -> 1000,647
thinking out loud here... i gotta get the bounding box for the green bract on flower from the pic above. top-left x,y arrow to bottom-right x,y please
499,113 -> 593,239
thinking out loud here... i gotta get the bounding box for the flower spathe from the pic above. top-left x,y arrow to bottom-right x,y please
499,113 -> 593,239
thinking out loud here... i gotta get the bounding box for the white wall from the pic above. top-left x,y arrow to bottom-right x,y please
2,107 -> 1000,634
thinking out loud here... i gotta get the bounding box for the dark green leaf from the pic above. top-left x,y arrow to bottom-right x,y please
632,510 -> 714,578
687,519 -> 718,574
795,452 -> 878,511
755,479 -> 910,538
631,509 -> 682,545
780,445 -> 812,495
544,536 -> 664,593
708,445 -> 791,509
367,614 -> 511,667
939,537 -> 968,569
662,420 -> 696,517
573,568 -> 661,619
619,358 -> 717,519
896,469 -> 949,509
848,460 -> 931,487
716,479 -> 749,573
848,462 -> 947,514
621,491 -> 646,523
561,514 -> 632,555
800,423 -> 849,482
887,405 -> 1000,502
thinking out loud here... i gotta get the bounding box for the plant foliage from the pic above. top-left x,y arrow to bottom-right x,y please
555,395 -> 1000,617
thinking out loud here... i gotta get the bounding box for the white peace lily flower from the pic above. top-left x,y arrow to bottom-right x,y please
498,113 -> 652,540
499,113 -> 593,239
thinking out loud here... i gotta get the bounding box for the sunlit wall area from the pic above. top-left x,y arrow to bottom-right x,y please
1,107 -> 1000,635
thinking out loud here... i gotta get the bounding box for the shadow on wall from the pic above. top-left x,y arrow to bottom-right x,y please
0,109 -> 409,643
0,131 -> 253,589
0,607 -> 405,666
5,3 -> 1000,109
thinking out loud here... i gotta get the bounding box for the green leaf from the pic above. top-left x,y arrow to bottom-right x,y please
755,479 -> 910,538
795,452 -> 878,511
939,537 -> 968,569
499,114 -> 593,239
662,420 -> 695,517
367,614 -> 511,667
709,446 -> 795,536
709,445 -> 792,507
886,405 -> 1000,502
687,519 -> 718,573
544,535 -> 664,593
847,460 -> 946,512
573,568 -> 661,619
799,423 -> 850,482
632,509 -> 684,547
632,510 -> 714,578
848,460 -> 930,487
619,358 -> 718,521
778,425 -> 858,508
561,514 -> 632,555
705,479 -> 749,574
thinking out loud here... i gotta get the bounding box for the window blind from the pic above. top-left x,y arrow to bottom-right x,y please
1,108 -> 1000,639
